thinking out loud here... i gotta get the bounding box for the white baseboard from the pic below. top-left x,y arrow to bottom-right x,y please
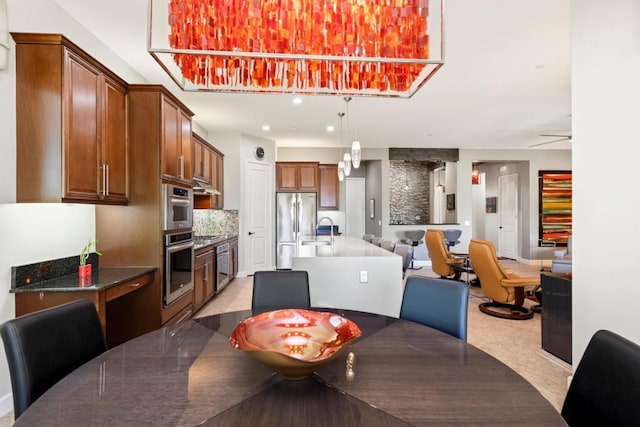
0,392 -> 12,418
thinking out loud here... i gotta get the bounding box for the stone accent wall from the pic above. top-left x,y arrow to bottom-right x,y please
389,161 -> 431,225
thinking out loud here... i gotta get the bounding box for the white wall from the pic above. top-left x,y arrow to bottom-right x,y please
572,1 -> 640,364
0,0 -> 152,414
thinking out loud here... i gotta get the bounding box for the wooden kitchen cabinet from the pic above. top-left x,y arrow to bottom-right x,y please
13,33 -> 129,204
193,132 -> 225,210
276,162 -> 319,192
193,247 -> 215,312
120,84 -> 194,326
318,164 -> 339,210
211,149 -> 224,209
161,96 -> 192,186
193,133 -> 212,184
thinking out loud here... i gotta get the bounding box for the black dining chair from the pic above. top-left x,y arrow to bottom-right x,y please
400,276 -> 469,341
252,270 -> 311,311
0,299 -> 107,419
561,329 -> 640,426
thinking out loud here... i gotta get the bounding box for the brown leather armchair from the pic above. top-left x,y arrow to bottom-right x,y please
425,229 -> 465,280
468,239 -> 539,320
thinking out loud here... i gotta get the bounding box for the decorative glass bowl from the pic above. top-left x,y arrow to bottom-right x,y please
230,309 -> 362,380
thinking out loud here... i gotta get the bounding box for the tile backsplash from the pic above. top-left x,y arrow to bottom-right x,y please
193,209 -> 239,237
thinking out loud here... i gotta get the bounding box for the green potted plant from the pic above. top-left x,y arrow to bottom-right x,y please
79,238 -> 101,278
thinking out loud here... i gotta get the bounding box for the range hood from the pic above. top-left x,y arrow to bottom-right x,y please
193,177 -> 221,195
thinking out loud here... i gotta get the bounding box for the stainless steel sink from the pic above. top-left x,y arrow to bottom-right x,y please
301,240 -> 332,246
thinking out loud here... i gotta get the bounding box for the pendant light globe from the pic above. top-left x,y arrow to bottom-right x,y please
343,152 -> 352,176
351,140 -> 361,168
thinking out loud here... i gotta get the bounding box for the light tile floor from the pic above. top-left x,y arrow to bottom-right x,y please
0,260 -> 570,425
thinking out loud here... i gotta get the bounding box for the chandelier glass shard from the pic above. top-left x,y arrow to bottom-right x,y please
148,0 -> 444,97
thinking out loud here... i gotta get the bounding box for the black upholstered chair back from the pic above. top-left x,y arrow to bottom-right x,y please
400,276 -> 469,341
0,299 -> 107,419
252,270 -> 311,311
561,329 -> 640,426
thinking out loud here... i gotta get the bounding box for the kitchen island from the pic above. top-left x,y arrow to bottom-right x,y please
292,236 -> 403,317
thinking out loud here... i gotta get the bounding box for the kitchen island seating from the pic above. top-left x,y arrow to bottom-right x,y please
400,276 -> 469,341
252,270 -> 310,312
393,243 -> 414,278
0,299 -> 107,419
469,239 -> 539,320
425,229 -> 465,280
561,329 -> 640,426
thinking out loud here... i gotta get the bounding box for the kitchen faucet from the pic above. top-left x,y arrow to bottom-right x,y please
317,217 -> 334,242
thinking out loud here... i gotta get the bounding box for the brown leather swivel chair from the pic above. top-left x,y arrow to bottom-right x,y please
425,229 -> 464,280
468,239 -> 539,320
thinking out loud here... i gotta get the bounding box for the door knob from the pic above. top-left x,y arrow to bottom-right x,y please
248,232 -> 255,235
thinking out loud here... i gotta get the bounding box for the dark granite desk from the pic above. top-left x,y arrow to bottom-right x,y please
14,309 -> 565,426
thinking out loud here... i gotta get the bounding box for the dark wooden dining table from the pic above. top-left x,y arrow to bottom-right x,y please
14,308 -> 566,426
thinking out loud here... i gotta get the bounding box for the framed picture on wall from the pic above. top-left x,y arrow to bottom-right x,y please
446,194 -> 455,210
538,170 -> 572,247
486,197 -> 497,213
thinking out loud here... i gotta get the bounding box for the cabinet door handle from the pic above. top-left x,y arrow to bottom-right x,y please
130,282 -> 140,288
179,155 -> 184,179
101,164 -> 107,196
204,264 -> 209,282
105,164 -> 110,196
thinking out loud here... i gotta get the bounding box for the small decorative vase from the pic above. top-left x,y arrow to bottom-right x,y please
78,264 -> 92,278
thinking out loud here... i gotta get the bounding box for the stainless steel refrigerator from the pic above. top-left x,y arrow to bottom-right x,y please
276,192 -> 317,269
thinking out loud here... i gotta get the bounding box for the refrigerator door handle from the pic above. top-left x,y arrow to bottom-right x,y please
279,242 -> 296,246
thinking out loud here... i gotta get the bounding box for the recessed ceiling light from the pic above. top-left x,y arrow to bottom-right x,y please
292,97 -> 303,105
327,125 -> 335,132
262,125 -> 270,132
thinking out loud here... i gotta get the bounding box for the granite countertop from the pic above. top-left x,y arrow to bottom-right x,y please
11,267 -> 157,293
195,234 -> 238,251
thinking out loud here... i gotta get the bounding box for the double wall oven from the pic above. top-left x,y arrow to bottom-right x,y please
162,184 -> 194,306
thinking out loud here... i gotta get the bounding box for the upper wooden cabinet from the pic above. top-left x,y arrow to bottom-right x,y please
13,33 -> 129,204
193,133 -> 224,210
318,164 -> 339,210
128,85 -> 194,189
276,162 -> 319,192
161,97 -> 192,186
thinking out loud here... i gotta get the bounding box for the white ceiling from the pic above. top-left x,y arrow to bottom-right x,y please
53,0 -> 571,150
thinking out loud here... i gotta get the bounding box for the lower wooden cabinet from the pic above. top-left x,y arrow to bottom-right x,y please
194,247 -> 215,312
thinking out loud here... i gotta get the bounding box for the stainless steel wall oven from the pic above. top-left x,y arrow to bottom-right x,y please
164,231 -> 194,306
162,183 -> 193,231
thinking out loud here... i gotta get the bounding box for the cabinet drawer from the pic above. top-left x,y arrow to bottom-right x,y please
164,303 -> 193,326
195,248 -> 214,266
105,271 -> 154,302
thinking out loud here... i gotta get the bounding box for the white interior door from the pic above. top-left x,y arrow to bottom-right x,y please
345,178 -> 365,237
498,173 -> 518,259
246,161 -> 272,274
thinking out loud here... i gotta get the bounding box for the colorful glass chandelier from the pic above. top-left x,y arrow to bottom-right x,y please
148,0 -> 444,97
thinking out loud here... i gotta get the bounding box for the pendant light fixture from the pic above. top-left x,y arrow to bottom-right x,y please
343,97 -> 352,177
351,97 -> 361,169
337,113 -> 345,182
148,0 -> 445,97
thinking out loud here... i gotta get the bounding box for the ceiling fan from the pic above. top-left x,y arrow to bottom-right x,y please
529,134 -> 572,148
